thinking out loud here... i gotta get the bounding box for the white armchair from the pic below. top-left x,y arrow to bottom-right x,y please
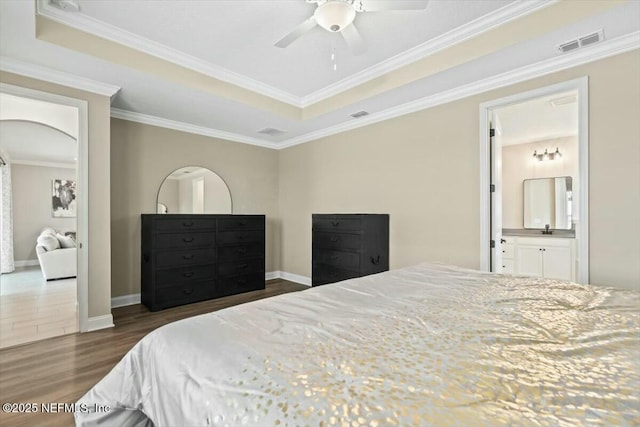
36,246 -> 77,280
36,228 -> 77,280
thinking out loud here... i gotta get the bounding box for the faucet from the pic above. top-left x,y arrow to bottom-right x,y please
541,224 -> 553,235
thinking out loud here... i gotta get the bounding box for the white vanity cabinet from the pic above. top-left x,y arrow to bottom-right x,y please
500,237 -> 516,274
501,236 -> 575,281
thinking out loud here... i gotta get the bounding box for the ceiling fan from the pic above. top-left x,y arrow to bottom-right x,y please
275,0 -> 429,55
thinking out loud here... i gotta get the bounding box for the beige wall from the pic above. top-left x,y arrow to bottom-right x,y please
502,136 -> 579,229
0,71 -> 112,318
11,164 -> 76,261
278,50 -> 640,290
110,119 -> 280,298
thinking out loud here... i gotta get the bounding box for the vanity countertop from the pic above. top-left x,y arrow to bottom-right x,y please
502,228 -> 575,238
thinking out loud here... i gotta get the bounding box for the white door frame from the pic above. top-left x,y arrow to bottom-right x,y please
478,77 -> 589,284
1,82 -> 89,331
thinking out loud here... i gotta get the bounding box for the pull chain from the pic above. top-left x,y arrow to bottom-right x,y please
331,47 -> 337,71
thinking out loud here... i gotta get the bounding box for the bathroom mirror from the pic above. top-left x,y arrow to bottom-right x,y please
156,166 -> 232,214
523,176 -> 572,230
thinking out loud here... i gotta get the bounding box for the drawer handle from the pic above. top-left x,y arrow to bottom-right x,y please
182,288 -> 194,295
143,254 -> 149,263
330,236 -> 340,242
236,263 -> 249,270
500,239 -> 506,244
370,255 -> 381,265
183,221 -> 194,227
237,248 -> 248,255
236,277 -> 248,284
183,271 -> 194,278
237,234 -> 247,240
182,254 -> 194,260
331,221 -> 340,227
330,255 -> 339,261
238,220 -> 247,226
183,237 -> 195,243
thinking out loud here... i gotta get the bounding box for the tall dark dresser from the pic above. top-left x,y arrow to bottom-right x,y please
312,214 -> 389,286
141,214 -> 265,311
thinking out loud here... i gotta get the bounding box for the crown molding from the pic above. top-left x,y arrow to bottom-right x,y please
11,159 -> 76,169
35,0 -> 556,109
281,31 -> 640,148
36,0 -> 301,107
0,56 -> 121,98
108,31 -> 638,151
110,108 -> 278,149
299,0 -> 557,107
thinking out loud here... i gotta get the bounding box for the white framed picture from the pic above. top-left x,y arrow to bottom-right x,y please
52,179 -> 76,218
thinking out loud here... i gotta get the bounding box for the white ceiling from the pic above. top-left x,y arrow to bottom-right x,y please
0,93 -> 78,165
0,121 -> 76,167
494,90 -> 578,146
0,0 -> 638,149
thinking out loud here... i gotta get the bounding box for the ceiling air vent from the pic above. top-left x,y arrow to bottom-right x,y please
558,40 -> 580,53
558,29 -> 603,53
49,0 -> 81,12
257,127 -> 287,137
350,110 -> 369,119
579,30 -> 603,47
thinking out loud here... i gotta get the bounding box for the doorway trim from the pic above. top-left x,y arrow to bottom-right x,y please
1,82 -> 89,331
479,77 -> 589,284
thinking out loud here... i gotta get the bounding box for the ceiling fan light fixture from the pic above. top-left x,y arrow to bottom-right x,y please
314,1 -> 356,33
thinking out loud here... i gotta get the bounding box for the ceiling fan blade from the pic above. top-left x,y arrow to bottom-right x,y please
341,23 -> 367,56
274,17 -> 318,48
359,0 -> 429,12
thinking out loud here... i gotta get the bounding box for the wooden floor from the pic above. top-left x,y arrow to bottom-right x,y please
0,267 -> 78,349
0,279 -> 307,427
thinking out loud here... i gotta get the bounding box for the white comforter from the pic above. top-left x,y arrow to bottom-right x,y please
76,263 -> 640,426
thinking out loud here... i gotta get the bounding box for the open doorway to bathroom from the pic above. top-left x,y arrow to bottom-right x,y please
0,90 -> 81,348
479,78 -> 589,284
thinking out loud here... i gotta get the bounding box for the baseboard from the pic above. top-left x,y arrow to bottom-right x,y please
108,272 -> 311,309
279,271 -> 312,287
265,271 -> 280,281
14,259 -> 39,268
111,293 -> 141,308
86,314 -> 114,331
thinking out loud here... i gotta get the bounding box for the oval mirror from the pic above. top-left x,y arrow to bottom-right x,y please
156,166 -> 232,214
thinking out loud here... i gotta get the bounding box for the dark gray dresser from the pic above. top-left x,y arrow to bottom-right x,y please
141,214 -> 265,311
312,214 -> 389,286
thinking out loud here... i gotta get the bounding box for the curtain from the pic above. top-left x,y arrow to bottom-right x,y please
0,153 -> 15,274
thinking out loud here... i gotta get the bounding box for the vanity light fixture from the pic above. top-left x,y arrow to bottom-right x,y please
533,147 -> 562,161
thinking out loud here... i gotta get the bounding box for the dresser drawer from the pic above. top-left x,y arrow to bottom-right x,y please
218,243 -> 264,261
313,249 -> 360,270
155,281 -> 215,308
153,218 -> 216,231
218,258 -> 264,278
218,217 -> 264,231
313,232 -> 362,251
217,273 -> 264,297
156,249 -> 216,267
217,230 -> 264,245
154,232 -> 216,249
155,264 -> 216,287
312,264 -> 361,286
313,217 -> 361,232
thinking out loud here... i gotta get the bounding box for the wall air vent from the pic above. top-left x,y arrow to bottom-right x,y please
350,110 -> 369,119
558,29 -> 604,53
257,127 -> 287,137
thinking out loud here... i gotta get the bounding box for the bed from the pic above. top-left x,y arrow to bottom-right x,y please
75,263 -> 640,426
